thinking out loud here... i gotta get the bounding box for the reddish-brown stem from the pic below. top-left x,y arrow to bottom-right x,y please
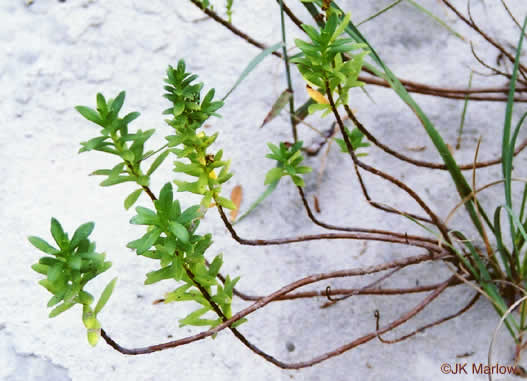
215,203 -> 443,253
359,72 -> 527,99
159,255 -> 455,304
127,182 -> 285,365
141,186 -> 157,202
470,43 -> 517,82
191,0 -> 527,102
181,265 -> 287,366
441,0 -> 527,79
101,259 -> 454,369
500,0 -> 527,38
322,267 -> 402,308
343,104 -> 527,171
325,81 -> 451,241
296,186 -> 437,243
375,292 -> 480,344
233,282 -> 461,302
189,0 -> 282,57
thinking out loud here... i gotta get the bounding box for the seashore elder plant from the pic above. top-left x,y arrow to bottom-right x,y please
27,0 -> 527,373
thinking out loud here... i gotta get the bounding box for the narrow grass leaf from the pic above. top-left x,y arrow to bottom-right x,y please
222,42 -> 283,101
235,179 -> 280,224
357,0 -> 403,26
260,90 -> 293,128
456,71 -> 473,150
493,206 -> 513,278
406,0 -> 465,41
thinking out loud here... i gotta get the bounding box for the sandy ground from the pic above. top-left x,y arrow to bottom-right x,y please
2,0 -> 527,380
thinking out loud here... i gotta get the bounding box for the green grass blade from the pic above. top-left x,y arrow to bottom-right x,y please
279,0 -> 298,140
222,42 -> 283,101
405,0 -> 465,41
502,205 -> 527,276
294,99 -> 316,123
510,112 -> 527,163
399,212 -> 480,277
456,71 -> 473,150
357,0 -> 404,26
494,206 -> 513,278
457,229 -> 518,337
503,17 -> 527,211
234,179 -> 280,224
519,183 -> 527,224
484,283 -> 519,338
454,231 -> 490,281
502,17 -> 527,268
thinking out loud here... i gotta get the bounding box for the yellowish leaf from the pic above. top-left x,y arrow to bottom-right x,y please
306,85 -> 329,105
230,185 -> 243,221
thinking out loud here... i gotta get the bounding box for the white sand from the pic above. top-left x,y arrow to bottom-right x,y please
2,0 -> 527,380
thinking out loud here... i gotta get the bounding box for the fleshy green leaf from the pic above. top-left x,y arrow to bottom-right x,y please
70,222 -> 95,249
147,150 -> 170,176
216,196 -> 237,210
100,175 -> 136,187
31,263 -> 49,275
130,206 -> 159,225
179,205 -> 201,224
164,284 -> 192,303
28,236 -> 60,255
87,328 -> 101,347
127,227 -> 162,255
124,189 -> 143,210
145,265 -> 176,285
94,277 -> 117,315
50,218 -> 67,248
49,301 -> 75,318
157,183 -> 174,214
179,306 -> 211,327
264,167 -> 283,185
123,112 -> 141,125
111,91 -> 126,114
68,256 -> 82,271
208,254 -> 223,277
75,106 -> 104,126
169,221 -> 189,243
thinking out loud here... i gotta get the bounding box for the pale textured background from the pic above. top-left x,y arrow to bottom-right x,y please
1,0 -> 527,380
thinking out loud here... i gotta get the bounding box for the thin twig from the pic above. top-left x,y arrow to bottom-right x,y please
296,186 -> 437,243
326,81 -> 451,240
441,0 -> 527,80
322,267 -> 402,308
101,270 -> 454,368
375,292 -> 480,344
215,203 -> 443,252
343,104 -> 527,171
191,0 -> 527,102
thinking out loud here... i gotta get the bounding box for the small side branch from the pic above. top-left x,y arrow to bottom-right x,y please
375,292 -> 480,344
